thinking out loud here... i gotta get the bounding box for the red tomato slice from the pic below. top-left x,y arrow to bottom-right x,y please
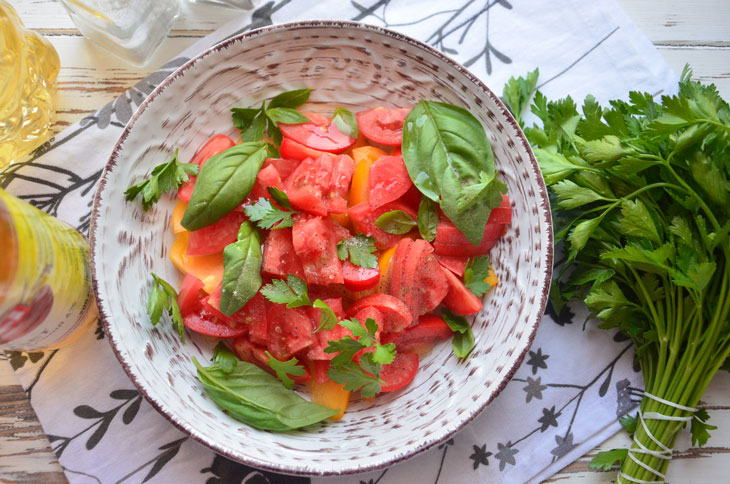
441,266 -> 483,315
262,228 -> 305,280
347,294 -> 412,333
342,260 -> 380,292
204,286 -> 267,326
178,134 -> 236,202
176,274 -> 204,316
313,360 -> 331,384
351,306 -> 384,341
280,137 -> 328,162
388,239 -> 449,319
327,154 -> 356,214
436,255 -> 469,277
368,155 -> 413,208
279,112 -> 357,153
292,215 -> 344,285
487,194 -> 512,224
266,304 -> 315,360
379,352 -> 419,392
263,157 -> 299,181
247,164 -> 284,204
285,154 -> 333,216
356,107 -> 410,147
432,220 -> 506,256
183,307 -> 249,338
382,314 -> 452,354
348,200 -> 418,250
187,209 -> 246,256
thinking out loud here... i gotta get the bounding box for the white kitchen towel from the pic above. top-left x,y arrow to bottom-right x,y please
2,1 -> 678,483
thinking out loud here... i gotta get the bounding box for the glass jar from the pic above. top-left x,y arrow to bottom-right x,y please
58,0 -> 180,67
0,189 -> 98,351
0,0 -> 60,168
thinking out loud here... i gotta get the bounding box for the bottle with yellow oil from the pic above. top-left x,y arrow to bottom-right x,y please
0,189 -> 98,351
0,0 -> 60,168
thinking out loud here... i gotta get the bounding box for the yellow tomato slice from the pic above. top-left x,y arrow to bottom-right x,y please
349,146 -> 387,207
169,231 -> 223,294
171,199 -> 188,234
307,380 -> 350,421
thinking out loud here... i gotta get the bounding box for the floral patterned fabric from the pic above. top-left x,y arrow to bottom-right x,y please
2,1 -> 677,483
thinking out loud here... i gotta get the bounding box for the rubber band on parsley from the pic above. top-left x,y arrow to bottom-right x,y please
503,66 -> 730,483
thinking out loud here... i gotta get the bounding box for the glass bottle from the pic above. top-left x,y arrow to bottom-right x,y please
0,189 -> 98,351
0,0 -> 60,169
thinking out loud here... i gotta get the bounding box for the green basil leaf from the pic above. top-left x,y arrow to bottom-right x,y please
220,222 -> 262,315
375,210 -> 417,234
266,107 -> 310,125
268,88 -> 311,109
212,343 -> 238,374
193,357 -> 336,431
313,299 -> 338,332
402,100 -> 506,245
231,107 -> 261,130
417,197 -> 438,242
181,142 -> 268,231
267,118 -> 283,147
333,107 -> 358,138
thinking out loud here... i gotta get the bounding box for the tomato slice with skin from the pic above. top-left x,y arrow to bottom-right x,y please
382,314 -> 452,354
176,274 -> 204,316
347,293 -> 412,333
186,209 -> 246,256
327,154 -> 356,214
279,137 -> 328,162
266,304 -> 316,361
178,134 -> 236,202
183,307 -> 249,338
342,260 -> 380,292
263,157 -> 299,181
262,228 -> 305,280
441,266 -> 483,315
432,220 -> 505,256
379,352 -> 419,392
246,164 -> 284,204
292,215 -> 344,285
368,155 -> 413,208
436,255 -> 469,277
388,239 -> 449,319
356,107 -> 410,147
279,112 -> 357,153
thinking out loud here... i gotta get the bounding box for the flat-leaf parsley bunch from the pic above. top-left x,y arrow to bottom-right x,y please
504,66 -> 730,482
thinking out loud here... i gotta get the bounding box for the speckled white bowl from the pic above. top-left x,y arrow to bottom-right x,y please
90,20 -> 552,476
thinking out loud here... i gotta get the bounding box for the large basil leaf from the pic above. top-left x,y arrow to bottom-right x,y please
193,356 -> 337,431
220,222 -> 262,315
181,142 -> 267,231
402,100 -> 506,245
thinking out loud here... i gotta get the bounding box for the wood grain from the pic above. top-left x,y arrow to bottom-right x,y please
2,0 -> 729,482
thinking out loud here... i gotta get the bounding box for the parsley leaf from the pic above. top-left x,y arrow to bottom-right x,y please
336,234 -> 378,269
148,273 -> 185,342
502,68 -> 539,127
588,448 -> 628,471
124,149 -> 197,211
464,256 -> 492,297
619,413 -> 637,434
266,352 -> 306,390
231,88 -> 311,144
260,275 -> 311,308
244,197 -> 295,229
691,409 -> 717,447
324,318 -> 396,397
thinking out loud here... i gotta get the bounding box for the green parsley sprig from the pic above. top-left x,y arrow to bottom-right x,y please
244,197 -> 295,230
504,66 -> 730,482
232,88 -> 311,146
266,352 -> 306,390
336,234 -> 378,269
260,275 -> 339,332
124,149 -> 197,211
324,318 -> 396,398
464,256 -> 492,297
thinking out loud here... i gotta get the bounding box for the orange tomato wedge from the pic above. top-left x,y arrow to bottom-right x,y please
171,199 -> 187,234
349,146 -> 387,207
169,231 -> 223,294
307,379 -> 350,421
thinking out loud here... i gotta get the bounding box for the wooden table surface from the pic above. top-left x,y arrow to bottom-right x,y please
2,1 -> 729,483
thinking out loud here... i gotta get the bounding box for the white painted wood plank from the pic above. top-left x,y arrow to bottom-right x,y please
657,46 -> 730,94
616,0 -> 730,44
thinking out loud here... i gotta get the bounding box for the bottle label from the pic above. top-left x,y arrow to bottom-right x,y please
0,191 -> 96,351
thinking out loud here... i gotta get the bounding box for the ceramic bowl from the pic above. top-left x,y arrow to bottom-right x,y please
90,20 -> 552,476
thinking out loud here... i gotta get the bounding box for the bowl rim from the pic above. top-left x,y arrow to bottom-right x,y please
90,19 -> 553,477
